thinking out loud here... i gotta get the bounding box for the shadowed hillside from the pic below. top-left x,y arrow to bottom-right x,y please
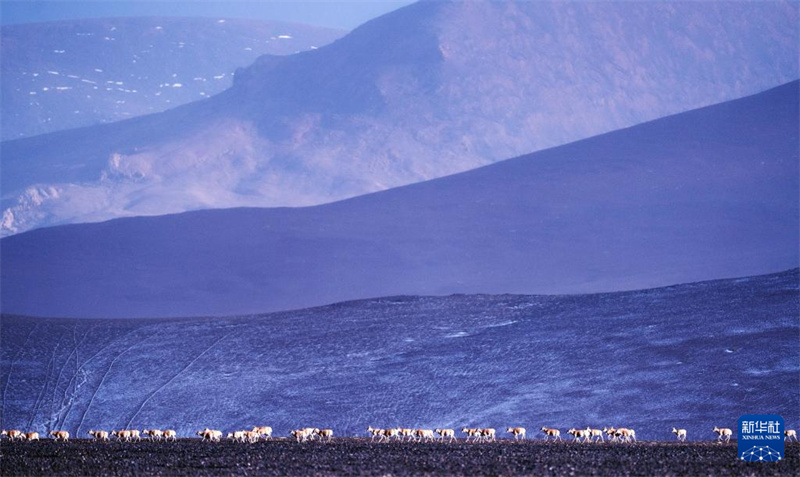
1,270 -> 797,441
2,0 -> 797,234
1,82 -> 797,318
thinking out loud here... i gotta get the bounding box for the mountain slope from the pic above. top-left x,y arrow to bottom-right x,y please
2,0 -> 797,234
1,270 -> 797,440
1,82 -> 797,319
0,17 -> 345,140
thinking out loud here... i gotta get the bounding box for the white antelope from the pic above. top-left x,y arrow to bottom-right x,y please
367,426 -> 383,441
672,427 -> 687,442
414,429 -> 435,442
316,429 -> 334,441
585,427 -> 604,442
367,427 -> 400,442
478,428 -> 496,442
88,430 -> 110,441
785,429 -> 797,441
290,428 -> 315,442
435,428 -> 456,442
507,427 -> 526,440
252,426 -> 273,439
196,429 -> 222,442
112,429 -> 141,442
143,429 -> 164,440
540,427 -> 561,441
380,428 -> 399,442
568,428 -> 590,443
1,429 -> 23,441
397,428 -> 415,441
163,429 -> 177,441
713,426 -> 732,443
614,428 -> 636,443
49,430 -> 70,441
462,428 -> 480,442
227,430 -> 248,442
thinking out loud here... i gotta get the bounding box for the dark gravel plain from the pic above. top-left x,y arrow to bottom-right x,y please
1,439 -> 798,476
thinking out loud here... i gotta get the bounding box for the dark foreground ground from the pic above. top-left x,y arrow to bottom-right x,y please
1,439 -> 798,476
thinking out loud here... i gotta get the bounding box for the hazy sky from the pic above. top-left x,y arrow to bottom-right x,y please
0,0 -> 417,30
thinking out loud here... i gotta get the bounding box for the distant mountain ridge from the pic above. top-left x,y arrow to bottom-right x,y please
0,17 -> 345,140
1,269 -> 797,440
2,0 -> 797,235
1,81 -> 797,319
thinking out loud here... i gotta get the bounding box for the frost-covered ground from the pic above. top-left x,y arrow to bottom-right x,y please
1,270 -> 797,442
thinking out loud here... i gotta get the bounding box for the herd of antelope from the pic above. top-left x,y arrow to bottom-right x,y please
2,426 -> 798,443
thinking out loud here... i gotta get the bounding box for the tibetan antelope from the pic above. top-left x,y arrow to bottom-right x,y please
435,428 -> 456,442
112,429 -> 141,442
23,432 -> 40,441
380,428 -> 399,442
227,430 -> 248,442
49,430 -> 70,441
163,429 -> 177,441
672,428 -> 687,442
196,429 -> 222,442
143,429 -> 164,440
316,429 -> 334,441
585,427 -> 604,442
786,429 -> 797,441
615,428 -> 636,442
290,429 -> 303,442
88,430 -> 110,441
252,426 -> 273,439
1,430 -> 23,441
397,428 -> 415,441
462,428 -> 480,442
540,427 -> 561,441
290,428 -> 314,442
713,426 -> 732,443
478,428 -> 496,442
568,428 -> 590,443
507,427 -> 526,440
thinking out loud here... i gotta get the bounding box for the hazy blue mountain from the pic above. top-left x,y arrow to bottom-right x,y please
1,270 -> 797,441
2,0 -> 797,235
0,17 -> 345,141
1,82 -> 797,319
